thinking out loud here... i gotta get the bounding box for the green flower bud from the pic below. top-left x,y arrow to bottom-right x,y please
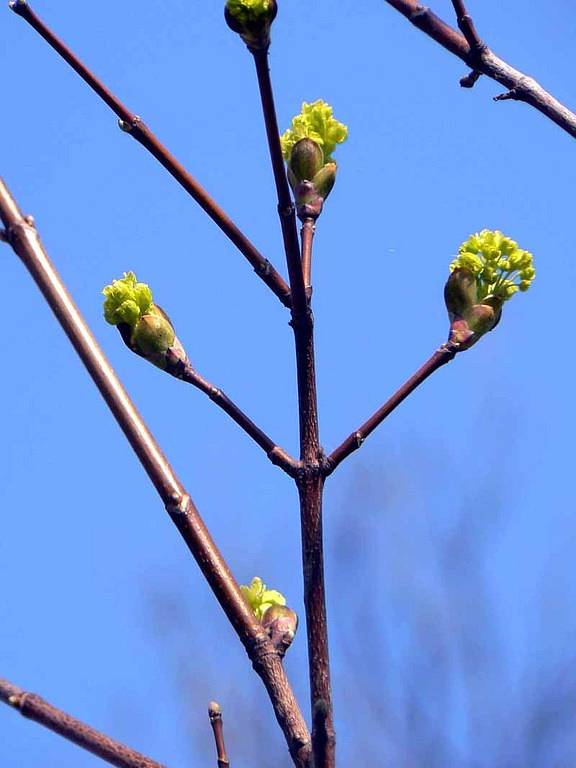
289,138 -> 324,184
102,273 -> 187,372
280,100 -> 348,165
261,604 -> 298,658
225,0 -> 277,50
450,229 -> 535,303
240,576 -> 286,621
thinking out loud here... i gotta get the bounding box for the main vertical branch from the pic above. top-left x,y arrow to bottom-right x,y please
250,44 -> 335,765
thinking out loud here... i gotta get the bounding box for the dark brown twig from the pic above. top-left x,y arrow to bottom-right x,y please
0,678 -> 166,768
9,1 -> 292,308
382,0 -> 576,138
208,701 -> 230,768
0,178 -> 311,768
174,357 -> 299,477
325,343 -> 458,475
248,41 -> 334,767
251,48 -> 307,313
450,0 -> 484,51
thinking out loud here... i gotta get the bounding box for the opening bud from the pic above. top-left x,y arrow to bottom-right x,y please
261,604 -> 298,658
225,0 -> 277,50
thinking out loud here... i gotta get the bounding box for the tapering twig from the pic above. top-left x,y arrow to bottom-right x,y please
0,178 -> 311,768
173,357 -> 299,477
9,1 -> 292,308
325,343 -> 458,474
450,0 -> 484,52
248,40 -> 335,768
0,678 -> 166,768
208,701 -> 230,768
300,218 -> 316,298
382,0 -> 576,138
251,48 -> 307,314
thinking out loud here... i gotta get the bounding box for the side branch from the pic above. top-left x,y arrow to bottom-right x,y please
325,343 -> 458,475
10,1 -> 292,307
174,357 -> 299,476
0,678 -> 166,768
382,0 -> 576,139
0,178 -> 311,768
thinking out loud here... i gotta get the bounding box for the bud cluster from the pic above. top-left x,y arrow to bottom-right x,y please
444,230 -> 535,350
280,100 -> 347,218
102,272 -> 185,370
225,0 -> 277,50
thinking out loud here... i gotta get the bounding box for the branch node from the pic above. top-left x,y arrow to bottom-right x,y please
278,201 -> 295,219
9,0 -> 27,14
409,5 -> 429,22
494,88 -> 519,102
118,115 -> 142,133
166,492 -> 190,516
460,69 -> 482,88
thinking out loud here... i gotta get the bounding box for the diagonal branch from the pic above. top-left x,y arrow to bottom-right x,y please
172,356 -> 300,476
325,343 -> 458,475
0,678 -> 166,768
382,0 -> 576,139
0,178 -> 311,768
9,1 -> 292,308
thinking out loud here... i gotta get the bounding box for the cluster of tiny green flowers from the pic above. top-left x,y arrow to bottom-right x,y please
240,577 -> 286,621
226,0 -> 273,25
280,100 -> 348,164
102,272 -> 153,327
450,230 -> 535,302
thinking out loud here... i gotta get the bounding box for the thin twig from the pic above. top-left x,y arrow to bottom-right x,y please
0,178 -> 311,768
9,1 -> 292,308
325,343 -> 458,475
0,678 -> 166,768
382,0 -> 576,138
450,0 -> 484,51
251,48 -> 307,313
208,702 -> 230,768
173,356 -> 299,477
300,218 -> 316,298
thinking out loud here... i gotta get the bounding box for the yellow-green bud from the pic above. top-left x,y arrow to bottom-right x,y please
261,604 -> 298,657
281,101 -> 347,165
225,0 -> 277,49
132,306 -> 175,356
311,162 -> 337,201
444,267 -> 478,318
103,272 -> 153,327
240,576 -> 286,621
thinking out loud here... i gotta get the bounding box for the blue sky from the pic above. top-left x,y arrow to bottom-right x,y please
2,1 -> 576,766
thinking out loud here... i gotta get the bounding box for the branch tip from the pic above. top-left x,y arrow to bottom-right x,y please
460,69 -> 481,88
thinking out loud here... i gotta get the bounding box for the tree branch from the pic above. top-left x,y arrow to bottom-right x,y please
9,1 -> 292,308
247,40 -> 334,766
0,178 -> 311,768
0,678 -> 166,768
382,0 -> 576,139
251,48 -> 307,312
325,343 -> 458,475
169,354 -> 300,477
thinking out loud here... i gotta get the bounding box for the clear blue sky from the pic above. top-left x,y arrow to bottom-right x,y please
2,1 -> 576,766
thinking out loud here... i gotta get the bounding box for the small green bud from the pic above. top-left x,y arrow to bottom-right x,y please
131,306 -> 175,357
103,272 -> 153,327
261,604 -> 298,658
240,576 -> 286,621
289,139 -> 324,184
225,0 -> 277,50
444,267 -> 478,318
311,162 -> 337,201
